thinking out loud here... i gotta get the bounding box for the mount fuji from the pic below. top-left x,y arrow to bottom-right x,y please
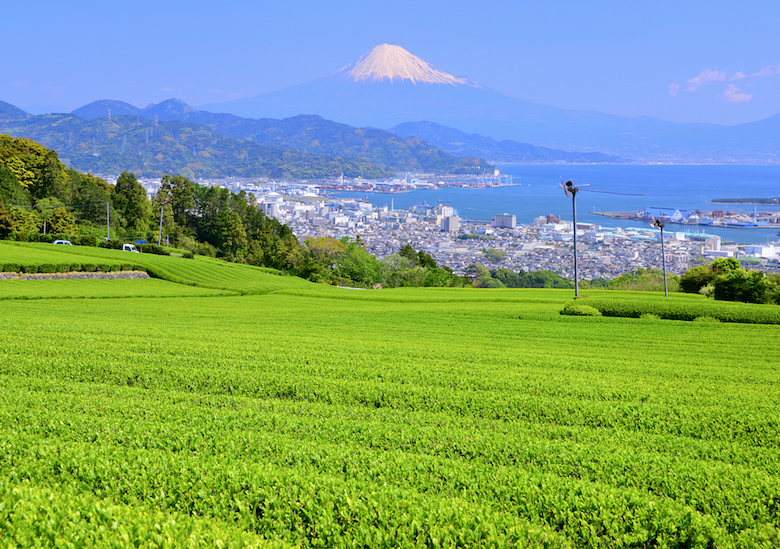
199,44 -> 780,162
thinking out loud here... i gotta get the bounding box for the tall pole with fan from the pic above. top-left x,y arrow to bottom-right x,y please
653,218 -> 669,297
559,178 -> 646,298
560,179 -> 580,296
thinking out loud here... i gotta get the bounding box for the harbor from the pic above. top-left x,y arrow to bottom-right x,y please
592,207 -> 780,231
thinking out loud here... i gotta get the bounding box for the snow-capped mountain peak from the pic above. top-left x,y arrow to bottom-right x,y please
338,44 -> 479,87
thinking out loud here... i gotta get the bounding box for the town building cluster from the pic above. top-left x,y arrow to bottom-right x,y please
253,186 -> 780,278
125,176 -> 780,279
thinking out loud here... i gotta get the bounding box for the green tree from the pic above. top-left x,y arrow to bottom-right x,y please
0,204 -> 16,236
711,257 -> 741,274
679,265 -> 717,293
712,269 -> 769,304
49,207 -> 77,235
399,244 -> 419,266
9,206 -> 40,233
0,164 -> 31,205
114,171 -> 151,235
221,210 -> 248,254
483,248 -> 507,263
158,174 -> 195,228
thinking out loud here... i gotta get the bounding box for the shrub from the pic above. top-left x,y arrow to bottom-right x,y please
192,241 -> 217,257
142,243 -> 170,256
699,284 -> 714,298
3,263 -> 21,273
73,234 -> 99,247
639,313 -> 661,320
582,296 -> 780,325
560,303 -> 603,316
693,316 -> 720,323
81,264 -> 97,272
182,250 -> 194,259
19,264 -> 38,273
38,263 -> 56,273
99,240 -> 122,250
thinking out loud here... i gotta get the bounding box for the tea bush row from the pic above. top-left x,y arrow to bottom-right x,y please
570,296 -> 780,324
1,262 -> 145,274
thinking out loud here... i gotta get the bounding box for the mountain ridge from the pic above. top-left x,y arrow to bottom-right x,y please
391,121 -> 625,163
60,98 -> 619,165
0,99 -> 498,178
197,44 -> 780,163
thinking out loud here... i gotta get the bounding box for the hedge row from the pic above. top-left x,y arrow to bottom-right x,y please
568,296 -> 780,325
3,232 -> 109,247
1,263 -> 145,274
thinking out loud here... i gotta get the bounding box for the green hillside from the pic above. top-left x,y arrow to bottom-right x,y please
0,115 -> 392,179
1,251 -> 778,547
0,98 -> 496,178
71,99 -> 493,174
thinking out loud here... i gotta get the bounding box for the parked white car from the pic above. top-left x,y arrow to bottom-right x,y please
53,240 -> 73,245
122,244 -> 140,253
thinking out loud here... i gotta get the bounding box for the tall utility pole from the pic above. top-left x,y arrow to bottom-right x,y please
560,180 -> 580,297
653,218 -> 669,297
158,201 -> 165,246
106,202 -> 110,242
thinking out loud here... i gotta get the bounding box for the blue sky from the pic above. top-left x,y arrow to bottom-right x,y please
3,0 -> 779,125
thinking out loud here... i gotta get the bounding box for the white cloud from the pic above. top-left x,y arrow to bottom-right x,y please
752,64 -> 780,78
162,86 -> 175,92
667,83 -> 680,96
686,69 -> 726,92
9,80 -> 28,88
731,72 -> 747,81
721,84 -> 752,103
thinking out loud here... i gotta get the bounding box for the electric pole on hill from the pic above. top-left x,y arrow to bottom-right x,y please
560,179 -> 580,297
559,178 -> 646,298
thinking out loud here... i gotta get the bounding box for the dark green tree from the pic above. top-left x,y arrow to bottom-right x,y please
114,171 -> 151,235
158,174 -> 195,228
712,269 -> 769,304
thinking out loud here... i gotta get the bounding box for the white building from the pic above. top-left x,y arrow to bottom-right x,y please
441,216 -> 460,233
492,213 -> 517,229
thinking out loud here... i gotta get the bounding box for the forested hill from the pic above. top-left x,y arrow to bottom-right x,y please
0,113 -> 392,179
112,99 -> 491,175
0,98 -> 491,177
0,100 -> 29,120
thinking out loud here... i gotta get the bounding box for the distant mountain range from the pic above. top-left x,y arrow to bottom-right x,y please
0,99 -> 496,178
71,99 -> 493,173
0,95 -> 627,180
199,44 -> 780,163
0,110 -> 393,180
390,121 -> 624,164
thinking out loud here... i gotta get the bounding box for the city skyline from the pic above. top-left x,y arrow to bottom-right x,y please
3,0 -> 779,126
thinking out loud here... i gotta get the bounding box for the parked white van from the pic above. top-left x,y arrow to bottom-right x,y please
122,243 -> 140,253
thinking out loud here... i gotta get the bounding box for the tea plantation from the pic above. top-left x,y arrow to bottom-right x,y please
1,242 -> 778,547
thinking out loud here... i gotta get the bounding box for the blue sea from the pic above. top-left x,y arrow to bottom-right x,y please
334,164 -> 780,244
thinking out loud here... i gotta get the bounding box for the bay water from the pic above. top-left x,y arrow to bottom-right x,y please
335,164 -> 780,244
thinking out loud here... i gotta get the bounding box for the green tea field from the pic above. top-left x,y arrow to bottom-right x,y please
1,243 -> 778,547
